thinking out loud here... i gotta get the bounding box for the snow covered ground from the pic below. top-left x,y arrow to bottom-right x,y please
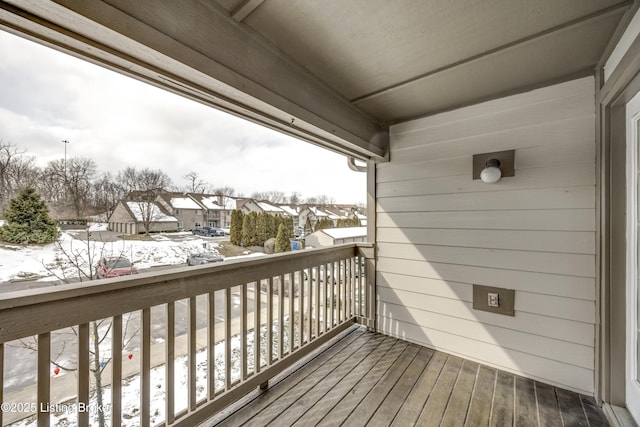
0,223 -> 236,284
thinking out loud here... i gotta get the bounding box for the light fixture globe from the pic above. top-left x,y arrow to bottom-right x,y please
480,159 -> 502,183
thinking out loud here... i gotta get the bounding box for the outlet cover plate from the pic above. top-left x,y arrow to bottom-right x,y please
473,285 -> 515,316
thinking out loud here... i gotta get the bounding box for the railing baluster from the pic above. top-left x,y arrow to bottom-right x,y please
358,255 -> 364,317
306,268 -> 312,344
344,257 -> 353,319
166,302 -> 175,424
330,262 -> 335,329
289,272 -> 295,352
255,282 -> 261,374
241,283 -> 247,380
37,332 -> 50,427
315,266 -> 320,338
77,323 -> 89,427
279,274 -> 284,360
299,270 -> 304,346
338,261 -> 343,323
112,315 -> 122,427
267,277 -> 273,366
189,296 -> 197,411
208,292 -> 215,400
141,308 -> 151,427
225,288 -> 232,390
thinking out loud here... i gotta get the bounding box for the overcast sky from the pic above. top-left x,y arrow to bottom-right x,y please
0,30 -> 367,204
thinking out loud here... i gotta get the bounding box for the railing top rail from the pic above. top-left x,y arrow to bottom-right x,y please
0,243 -> 369,343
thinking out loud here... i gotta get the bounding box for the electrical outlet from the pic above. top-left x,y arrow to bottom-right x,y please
473,285 -> 514,316
487,293 -> 499,307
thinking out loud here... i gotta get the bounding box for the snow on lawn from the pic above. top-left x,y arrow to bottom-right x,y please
0,224 -> 222,283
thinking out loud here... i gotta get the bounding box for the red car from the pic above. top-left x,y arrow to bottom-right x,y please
95,256 -> 138,279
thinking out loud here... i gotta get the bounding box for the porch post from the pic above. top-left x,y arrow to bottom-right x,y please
366,159 -> 377,332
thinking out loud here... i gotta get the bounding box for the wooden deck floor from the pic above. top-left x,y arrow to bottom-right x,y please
205,326 -> 608,427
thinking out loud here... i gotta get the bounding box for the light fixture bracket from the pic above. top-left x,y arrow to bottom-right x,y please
472,150 -> 515,180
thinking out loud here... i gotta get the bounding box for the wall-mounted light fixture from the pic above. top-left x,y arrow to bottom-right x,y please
480,158 -> 502,183
473,150 -> 515,184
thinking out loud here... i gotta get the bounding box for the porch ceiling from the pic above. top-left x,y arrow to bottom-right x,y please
222,0 -> 630,123
0,0 -> 632,160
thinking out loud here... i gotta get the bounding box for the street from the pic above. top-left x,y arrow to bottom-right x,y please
2,288 -> 264,394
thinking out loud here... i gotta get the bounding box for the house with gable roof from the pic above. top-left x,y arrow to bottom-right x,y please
155,192 -> 204,231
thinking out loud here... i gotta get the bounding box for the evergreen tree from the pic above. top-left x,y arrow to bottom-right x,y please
285,216 -> 294,238
0,187 -> 57,243
266,213 -> 276,239
274,223 -> 291,253
305,216 -> 313,233
242,211 -> 258,246
256,212 -> 269,245
230,210 -> 244,245
315,217 -> 334,231
273,214 -> 284,239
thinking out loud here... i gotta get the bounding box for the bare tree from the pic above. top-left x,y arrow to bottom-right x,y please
183,171 -> 209,194
289,191 -> 302,205
251,190 -> 286,204
118,167 -> 173,235
0,141 -> 40,210
65,157 -> 98,218
91,172 -> 126,219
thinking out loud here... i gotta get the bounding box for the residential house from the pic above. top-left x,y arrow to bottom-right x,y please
4,2 -> 640,426
298,206 -> 330,230
239,199 -> 288,217
155,192 -> 203,230
305,226 -> 367,248
108,200 -> 178,234
276,204 -> 300,227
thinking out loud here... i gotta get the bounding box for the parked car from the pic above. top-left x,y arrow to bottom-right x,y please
193,226 -> 225,237
96,256 -> 138,279
187,252 -> 224,266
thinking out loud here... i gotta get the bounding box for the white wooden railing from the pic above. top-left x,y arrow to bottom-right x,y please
0,243 -> 374,427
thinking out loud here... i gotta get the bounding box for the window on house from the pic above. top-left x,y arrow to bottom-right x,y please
175,209 -> 182,215
177,222 -> 183,229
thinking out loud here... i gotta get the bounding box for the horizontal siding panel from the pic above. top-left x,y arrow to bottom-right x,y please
378,300 -> 593,369
377,272 -> 594,345
377,163 -> 594,198
378,78 -> 596,391
377,317 -> 594,394
391,77 -> 594,136
390,115 -> 594,164
391,92 -> 594,151
377,243 -> 594,277
377,186 -> 595,212
376,228 -> 595,254
377,258 -> 595,302
377,278 -> 594,324
377,210 -> 595,231
377,140 -> 595,183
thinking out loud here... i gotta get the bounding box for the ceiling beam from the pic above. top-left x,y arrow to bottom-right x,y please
0,0 -> 388,160
232,0 -> 264,22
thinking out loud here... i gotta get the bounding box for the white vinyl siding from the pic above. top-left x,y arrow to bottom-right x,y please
377,77 -> 596,394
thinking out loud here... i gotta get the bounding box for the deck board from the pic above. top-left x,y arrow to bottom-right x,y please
441,359 -> 478,427
368,346 -> 434,425
465,365 -> 496,426
206,327 -> 608,427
